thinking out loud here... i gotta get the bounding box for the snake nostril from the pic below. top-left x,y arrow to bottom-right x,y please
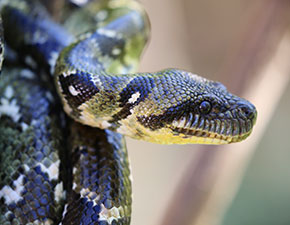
239,104 -> 257,120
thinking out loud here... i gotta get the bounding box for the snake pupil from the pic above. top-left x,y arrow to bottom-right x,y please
199,101 -> 212,114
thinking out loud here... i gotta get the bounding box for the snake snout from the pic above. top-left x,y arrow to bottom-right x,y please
237,100 -> 257,122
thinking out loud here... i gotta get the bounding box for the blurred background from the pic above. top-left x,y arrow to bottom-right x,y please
126,0 -> 290,225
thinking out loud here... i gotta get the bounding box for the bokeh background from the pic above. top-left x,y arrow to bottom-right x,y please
125,0 -> 290,225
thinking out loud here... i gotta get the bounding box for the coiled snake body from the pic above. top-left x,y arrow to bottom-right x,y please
0,0 -> 257,224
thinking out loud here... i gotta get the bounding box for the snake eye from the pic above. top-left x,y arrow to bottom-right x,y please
199,101 -> 212,114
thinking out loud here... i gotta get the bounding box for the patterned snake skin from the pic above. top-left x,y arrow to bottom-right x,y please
0,0 -> 257,224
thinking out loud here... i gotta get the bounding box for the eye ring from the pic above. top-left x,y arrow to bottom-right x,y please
199,101 -> 212,114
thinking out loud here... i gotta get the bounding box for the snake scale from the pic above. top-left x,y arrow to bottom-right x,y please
0,0 -> 257,224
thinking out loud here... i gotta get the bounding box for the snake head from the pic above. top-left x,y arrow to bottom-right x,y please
55,68 -> 257,145
130,69 -> 257,144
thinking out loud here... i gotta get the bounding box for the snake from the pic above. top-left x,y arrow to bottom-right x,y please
0,0 -> 257,224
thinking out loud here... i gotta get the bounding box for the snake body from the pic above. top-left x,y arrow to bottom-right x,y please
0,66 -> 66,224
1,1 -> 132,224
0,0 -> 257,224
55,5 -> 257,145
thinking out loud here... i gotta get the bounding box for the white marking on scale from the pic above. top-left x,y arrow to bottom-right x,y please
20,69 -> 35,78
23,164 -> 30,172
21,122 -> 29,131
98,28 -> 118,38
79,187 -> 100,206
95,10 -> 108,21
61,203 -> 69,219
72,167 -> 77,175
72,182 -> 77,190
89,37 -> 99,47
69,85 -> 80,96
0,98 -> 21,122
61,69 -> 77,78
79,32 -> 92,41
54,182 -> 65,203
129,109 -> 134,114
79,188 -> 88,197
43,219 -> 54,225
48,51 -> 59,74
172,119 -> 179,127
80,153 -> 85,161
4,86 -> 13,98
91,75 -> 102,87
37,160 -> 60,181
31,119 -> 39,126
128,92 -> 140,104
32,31 -> 47,45
24,56 -> 37,68
45,91 -> 54,102
101,121 -> 111,129
70,0 -> 88,6
99,204 -> 124,224
79,108 -> 98,127
0,175 -> 25,204
31,219 -> 53,225
88,191 -> 99,200
112,48 -> 121,56
177,117 -> 186,127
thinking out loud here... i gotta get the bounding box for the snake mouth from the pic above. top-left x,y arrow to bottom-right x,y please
170,113 -> 256,144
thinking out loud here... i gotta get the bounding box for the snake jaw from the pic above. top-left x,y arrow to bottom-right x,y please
170,118 -> 255,144
168,100 -> 257,144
